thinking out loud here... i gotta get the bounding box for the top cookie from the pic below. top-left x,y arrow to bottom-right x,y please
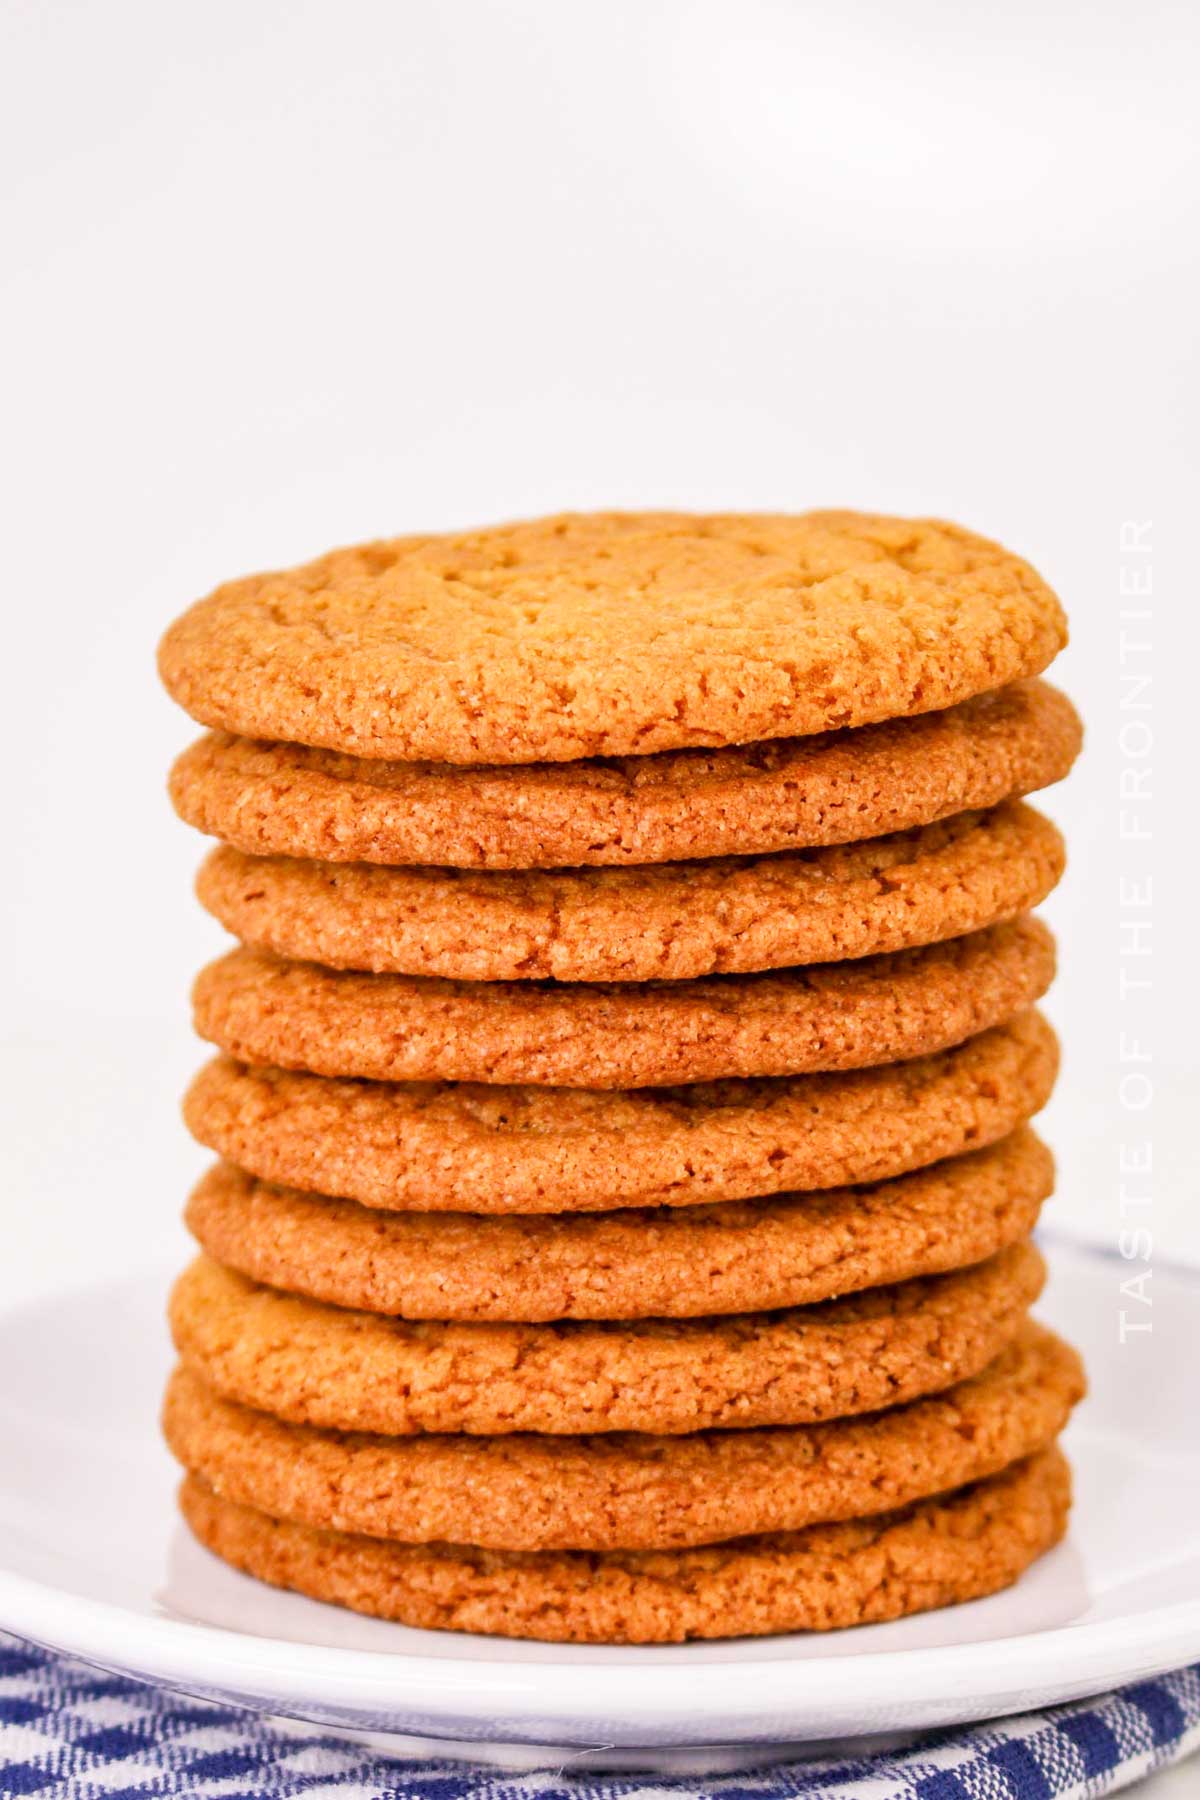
158,512 -> 1068,764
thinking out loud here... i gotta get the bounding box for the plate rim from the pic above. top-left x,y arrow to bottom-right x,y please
4,1558 -> 1200,1722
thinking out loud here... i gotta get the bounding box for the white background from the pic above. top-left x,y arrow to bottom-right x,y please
2,0 -> 1197,1286
2,4 -> 1199,1782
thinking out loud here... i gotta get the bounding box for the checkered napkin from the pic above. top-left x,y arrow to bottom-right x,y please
2,1635 -> 1197,1800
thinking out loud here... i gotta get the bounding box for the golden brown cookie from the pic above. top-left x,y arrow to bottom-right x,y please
179,1444 -> 1071,1643
170,1241 -> 1044,1437
162,1323 -> 1083,1552
191,919 -> 1055,1089
182,1010 -> 1058,1214
169,680 -> 1081,869
195,802 -> 1063,984
185,1127 -> 1053,1322
184,1130 -> 1054,1322
157,512 -> 1067,765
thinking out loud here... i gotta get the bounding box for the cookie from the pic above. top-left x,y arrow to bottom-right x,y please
187,1125 -> 1053,1322
170,1241 -> 1044,1436
187,1126 -> 1051,1321
162,1323 -> 1083,1552
180,1444 -> 1071,1645
179,1444 -> 1072,1643
191,918 -> 1055,1088
169,680 -> 1082,870
157,512 -> 1067,765
195,802 -> 1064,984
182,1010 -> 1057,1214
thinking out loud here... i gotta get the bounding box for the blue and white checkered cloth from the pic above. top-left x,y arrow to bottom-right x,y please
1,1635 -> 1197,1800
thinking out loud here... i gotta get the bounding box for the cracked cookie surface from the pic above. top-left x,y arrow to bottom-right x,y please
195,802 -> 1064,984
169,680 -> 1081,868
163,1323 -> 1083,1552
182,1010 -> 1058,1214
170,1240 -> 1043,1436
178,1445 -> 1072,1642
184,1127 -> 1053,1321
158,511 -> 1068,765
191,918 -> 1055,1087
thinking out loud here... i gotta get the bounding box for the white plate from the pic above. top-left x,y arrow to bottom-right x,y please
0,1236 -> 1198,1771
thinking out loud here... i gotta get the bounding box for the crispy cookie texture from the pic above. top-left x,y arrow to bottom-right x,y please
163,1322 -> 1083,1552
157,513 -> 1068,764
194,802 -> 1065,984
185,1127 -> 1053,1322
182,1010 -> 1058,1214
191,919 -> 1056,1088
169,1241 -> 1044,1436
169,680 -> 1082,868
179,1445 -> 1072,1643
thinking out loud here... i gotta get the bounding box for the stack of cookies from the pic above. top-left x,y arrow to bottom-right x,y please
157,511 -> 1085,1645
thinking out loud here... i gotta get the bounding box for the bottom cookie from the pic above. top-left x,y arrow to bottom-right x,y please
180,1446 -> 1071,1644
